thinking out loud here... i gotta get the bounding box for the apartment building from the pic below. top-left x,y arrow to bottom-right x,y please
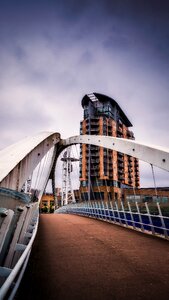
79,93 -> 140,202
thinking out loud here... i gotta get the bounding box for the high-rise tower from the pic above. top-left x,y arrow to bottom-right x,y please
79,93 -> 140,202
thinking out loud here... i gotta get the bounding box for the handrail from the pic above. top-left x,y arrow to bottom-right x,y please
55,201 -> 169,240
0,207 -> 39,300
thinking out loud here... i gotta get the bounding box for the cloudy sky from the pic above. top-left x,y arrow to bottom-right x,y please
0,0 -> 169,188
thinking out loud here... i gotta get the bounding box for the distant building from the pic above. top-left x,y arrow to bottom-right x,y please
74,189 -> 81,203
124,187 -> 169,205
40,188 -> 81,211
40,188 -> 61,212
79,93 -> 140,202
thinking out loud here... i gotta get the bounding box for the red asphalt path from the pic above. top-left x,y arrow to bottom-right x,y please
15,214 -> 169,300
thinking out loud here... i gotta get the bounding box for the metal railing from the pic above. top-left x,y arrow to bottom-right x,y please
0,203 -> 39,300
55,201 -> 169,240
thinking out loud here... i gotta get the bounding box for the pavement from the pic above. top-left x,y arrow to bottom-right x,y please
15,214 -> 169,300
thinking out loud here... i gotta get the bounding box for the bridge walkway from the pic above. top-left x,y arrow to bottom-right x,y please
15,214 -> 169,300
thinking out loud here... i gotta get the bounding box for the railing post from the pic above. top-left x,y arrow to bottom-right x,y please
83,201 -> 86,216
90,201 -> 94,217
86,201 -> 88,216
85,201 -> 87,216
87,201 -> 91,217
90,201 -> 93,217
94,201 -> 99,219
156,202 -> 168,238
127,202 -> 136,229
110,201 -> 116,223
121,201 -> 128,227
135,202 -> 144,232
98,201 -> 103,219
101,200 -> 107,220
106,201 -> 111,221
115,201 -> 122,225
145,202 -> 155,235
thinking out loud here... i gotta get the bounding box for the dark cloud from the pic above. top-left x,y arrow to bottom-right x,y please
0,0 -> 169,71
103,33 -> 133,52
0,96 -> 52,132
14,46 -> 27,61
79,51 -> 95,65
0,0 -> 169,187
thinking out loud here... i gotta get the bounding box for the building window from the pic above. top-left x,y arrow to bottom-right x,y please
42,200 -> 48,207
94,192 -> 104,200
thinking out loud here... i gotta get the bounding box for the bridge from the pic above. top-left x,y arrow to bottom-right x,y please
0,132 -> 169,299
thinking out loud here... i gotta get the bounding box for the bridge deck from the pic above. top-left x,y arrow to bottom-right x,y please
16,214 -> 169,300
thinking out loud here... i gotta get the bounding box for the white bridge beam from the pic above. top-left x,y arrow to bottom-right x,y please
0,132 -> 60,191
1,132 -> 169,194
63,135 -> 169,172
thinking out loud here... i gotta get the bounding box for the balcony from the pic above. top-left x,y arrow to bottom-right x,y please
90,172 -> 99,177
90,117 -> 100,121
127,130 -> 134,139
90,129 -> 99,135
91,121 -> 99,126
94,146 -> 100,151
118,163 -> 124,169
91,152 -> 99,158
117,125 -> 123,133
90,146 -> 99,151
117,132 -> 123,138
90,165 -> 99,169
118,169 -> 123,174
118,152 -> 123,156
118,156 -> 124,162
86,123 -> 99,129
90,159 -> 99,164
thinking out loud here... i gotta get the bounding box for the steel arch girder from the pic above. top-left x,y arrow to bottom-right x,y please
0,132 -> 61,191
62,135 -> 169,172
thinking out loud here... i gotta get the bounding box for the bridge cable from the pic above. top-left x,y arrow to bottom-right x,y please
37,149 -> 50,191
73,144 -> 102,203
86,152 -> 96,202
132,185 -> 136,200
67,145 -> 79,201
34,159 -> 42,191
150,163 -> 158,200
34,150 -> 49,193
90,152 -> 102,201
75,143 -> 96,202
73,145 -> 84,203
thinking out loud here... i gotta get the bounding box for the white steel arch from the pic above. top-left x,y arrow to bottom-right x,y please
1,132 -> 169,194
0,132 -> 60,191
62,135 -> 169,172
